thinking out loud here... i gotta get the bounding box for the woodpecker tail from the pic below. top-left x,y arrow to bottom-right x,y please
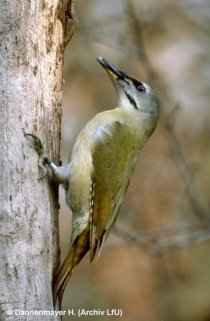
52,229 -> 90,308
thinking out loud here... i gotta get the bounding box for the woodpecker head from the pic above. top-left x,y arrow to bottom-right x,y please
97,57 -> 159,118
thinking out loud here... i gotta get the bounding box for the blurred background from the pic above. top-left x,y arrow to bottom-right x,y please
59,0 -> 210,320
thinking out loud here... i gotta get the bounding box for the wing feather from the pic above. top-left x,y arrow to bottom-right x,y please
89,119 -> 140,260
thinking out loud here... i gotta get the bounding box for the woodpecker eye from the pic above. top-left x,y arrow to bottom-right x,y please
131,78 -> 146,93
137,83 -> 146,93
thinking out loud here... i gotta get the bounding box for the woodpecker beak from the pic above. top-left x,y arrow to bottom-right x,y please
97,57 -> 129,81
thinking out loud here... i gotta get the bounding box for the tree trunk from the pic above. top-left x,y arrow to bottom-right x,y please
0,1 -> 76,320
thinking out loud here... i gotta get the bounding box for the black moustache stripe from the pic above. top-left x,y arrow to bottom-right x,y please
125,92 -> 138,110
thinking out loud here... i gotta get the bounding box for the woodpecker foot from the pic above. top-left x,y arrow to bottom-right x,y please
25,133 -> 44,156
25,133 -> 52,180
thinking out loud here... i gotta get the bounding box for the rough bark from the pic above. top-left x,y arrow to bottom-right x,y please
0,1 -> 77,320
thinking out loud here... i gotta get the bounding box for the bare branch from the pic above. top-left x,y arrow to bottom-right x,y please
152,228 -> 210,253
113,225 -> 210,253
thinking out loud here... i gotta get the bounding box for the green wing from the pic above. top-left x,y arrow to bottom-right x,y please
89,119 -> 140,260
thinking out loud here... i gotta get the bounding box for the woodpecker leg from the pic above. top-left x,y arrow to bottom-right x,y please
47,161 -> 69,186
25,133 -> 69,185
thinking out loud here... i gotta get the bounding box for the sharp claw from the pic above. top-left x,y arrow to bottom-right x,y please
37,155 -> 50,180
25,133 -> 51,180
37,169 -> 48,180
25,133 -> 44,156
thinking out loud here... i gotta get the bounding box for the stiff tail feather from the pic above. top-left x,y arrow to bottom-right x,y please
52,229 -> 90,308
